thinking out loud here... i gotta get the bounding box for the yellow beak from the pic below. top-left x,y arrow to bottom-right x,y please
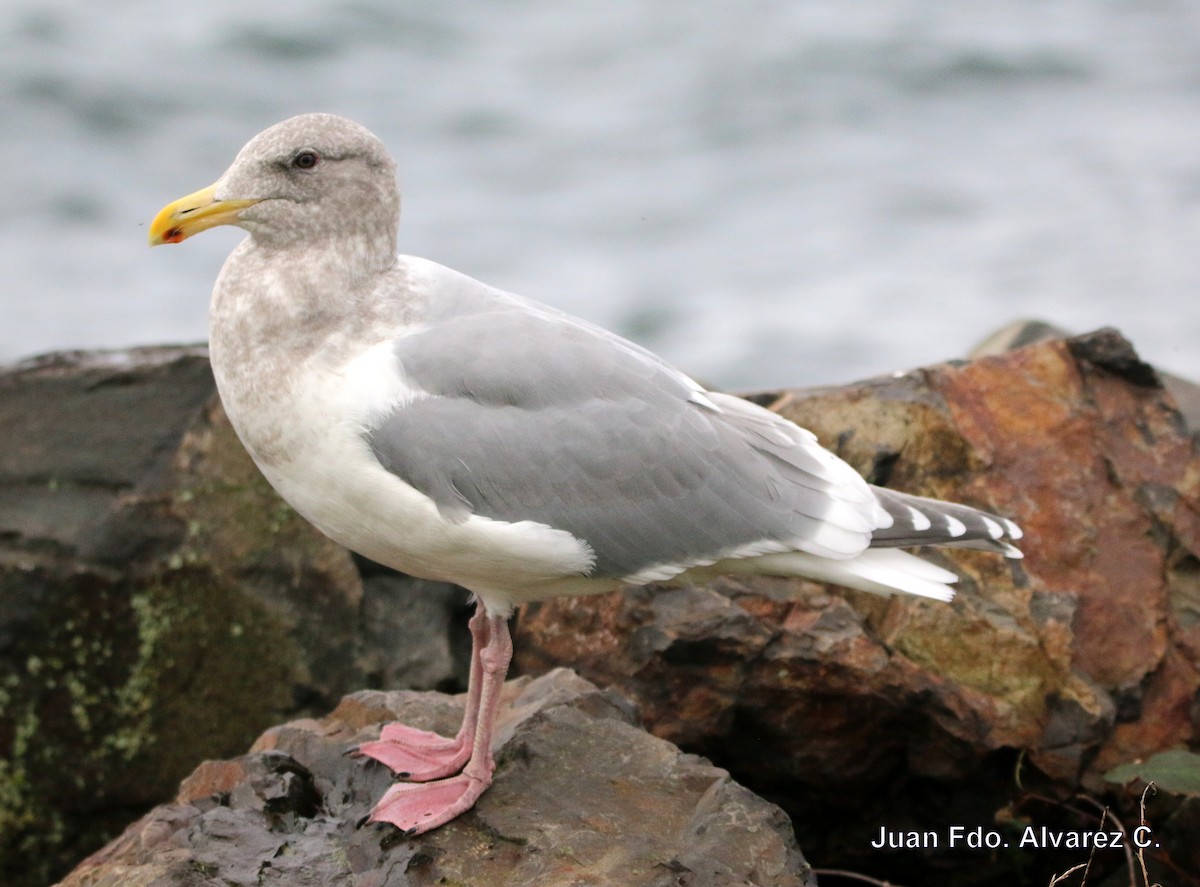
148,184 -> 262,245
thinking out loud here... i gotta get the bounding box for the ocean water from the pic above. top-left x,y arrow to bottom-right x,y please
2,0 -> 1198,390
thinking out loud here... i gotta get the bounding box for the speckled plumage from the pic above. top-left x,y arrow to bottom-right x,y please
152,113 -> 1023,835
173,112 -> 1027,615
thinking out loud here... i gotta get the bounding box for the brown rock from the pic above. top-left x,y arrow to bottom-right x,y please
972,318 -> 1200,435
57,669 -> 814,887
515,328 -> 1200,884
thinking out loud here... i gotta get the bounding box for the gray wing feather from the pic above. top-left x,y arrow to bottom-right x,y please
367,288 -> 873,580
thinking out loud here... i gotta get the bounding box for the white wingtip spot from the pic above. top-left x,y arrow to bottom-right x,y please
1003,518 -> 1024,540
906,505 -> 932,531
1001,542 -> 1024,559
981,516 -> 1004,539
944,515 -> 967,538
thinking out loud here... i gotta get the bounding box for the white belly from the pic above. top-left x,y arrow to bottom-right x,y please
211,336 -> 597,611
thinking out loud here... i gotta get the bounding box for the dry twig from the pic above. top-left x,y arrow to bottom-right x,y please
1135,782 -> 1161,887
1048,862 -> 1089,886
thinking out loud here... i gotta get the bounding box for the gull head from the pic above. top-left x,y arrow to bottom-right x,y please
149,113 -> 399,257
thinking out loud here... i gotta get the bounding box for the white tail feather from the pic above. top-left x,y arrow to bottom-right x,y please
714,548 -> 958,602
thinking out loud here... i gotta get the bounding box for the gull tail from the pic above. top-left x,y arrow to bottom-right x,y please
715,489 -> 1023,603
869,487 -> 1024,558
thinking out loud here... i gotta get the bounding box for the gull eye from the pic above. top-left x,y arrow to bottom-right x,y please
291,150 -> 321,171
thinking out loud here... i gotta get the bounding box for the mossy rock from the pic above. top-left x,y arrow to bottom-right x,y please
0,564 -> 295,887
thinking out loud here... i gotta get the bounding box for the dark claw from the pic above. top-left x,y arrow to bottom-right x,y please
378,823 -> 413,850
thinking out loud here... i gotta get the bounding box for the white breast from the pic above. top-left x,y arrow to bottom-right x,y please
214,331 -> 597,609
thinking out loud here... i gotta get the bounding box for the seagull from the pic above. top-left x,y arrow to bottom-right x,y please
149,113 -> 1022,836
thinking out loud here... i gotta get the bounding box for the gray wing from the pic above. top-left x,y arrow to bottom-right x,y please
366,286 -> 882,582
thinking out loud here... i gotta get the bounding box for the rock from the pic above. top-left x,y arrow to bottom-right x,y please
10,328 -> 1200,886
515,328 -> 1200,885
56,669 -> 814,887
0,347 -> 469,887
972,318 -> 1200,434
354,559 -> 474,693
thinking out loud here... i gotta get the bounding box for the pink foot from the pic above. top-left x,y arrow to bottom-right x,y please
362,606 -> 511,835
368,772 -> 490,835
356,724 -> 470,782
377,722 -> 457,749
357,608 -> 491,782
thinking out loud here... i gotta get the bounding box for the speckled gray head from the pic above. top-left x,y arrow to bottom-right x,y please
220,113 -> 399,249
150,113 -> 400,261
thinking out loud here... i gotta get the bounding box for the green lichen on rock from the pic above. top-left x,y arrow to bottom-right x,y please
0,566 -> 296,887
0,349 -> 379,887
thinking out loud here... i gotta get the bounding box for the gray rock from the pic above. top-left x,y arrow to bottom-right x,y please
356,568 -> 473,692
0,347 -> 470,887
58,669 -> 814,887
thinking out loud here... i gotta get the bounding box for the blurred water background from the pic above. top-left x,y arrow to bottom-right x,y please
2,1 -> 1199,389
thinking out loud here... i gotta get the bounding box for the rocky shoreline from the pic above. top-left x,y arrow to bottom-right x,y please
2,325 -> 1197,886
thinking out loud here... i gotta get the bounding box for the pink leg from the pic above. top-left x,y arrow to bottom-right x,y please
367,610 -> 512,835
356,607 -> 490,781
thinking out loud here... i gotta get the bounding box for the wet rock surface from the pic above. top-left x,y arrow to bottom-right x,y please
57,669 -> 813,887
